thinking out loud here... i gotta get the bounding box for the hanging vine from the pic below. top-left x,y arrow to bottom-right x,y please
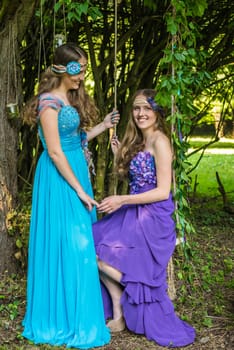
156,0 -> 210,259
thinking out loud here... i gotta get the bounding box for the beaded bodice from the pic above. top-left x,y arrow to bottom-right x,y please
37,93 -> 84,152
129,151 -> 157,194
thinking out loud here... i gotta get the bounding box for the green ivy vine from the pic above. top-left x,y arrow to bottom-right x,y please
156,0 -> 210,259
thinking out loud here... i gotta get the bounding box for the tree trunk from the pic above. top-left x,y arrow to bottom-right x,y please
0,0 -> 37,274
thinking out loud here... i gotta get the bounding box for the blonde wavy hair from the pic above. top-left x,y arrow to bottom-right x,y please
115,89 -> 170,178
23,43 -> 99,128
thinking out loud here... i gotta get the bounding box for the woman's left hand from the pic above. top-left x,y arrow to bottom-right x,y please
110,135 -> 121,155
103,110 -> 120,129
98,195 -> 122,213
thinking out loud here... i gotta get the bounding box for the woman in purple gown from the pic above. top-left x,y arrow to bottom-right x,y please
92,89 -> 196,347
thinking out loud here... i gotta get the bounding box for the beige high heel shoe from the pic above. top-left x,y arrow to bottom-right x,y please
107,316 -> 126,332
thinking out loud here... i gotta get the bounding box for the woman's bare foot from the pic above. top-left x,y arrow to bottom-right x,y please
107,316 -> 126,332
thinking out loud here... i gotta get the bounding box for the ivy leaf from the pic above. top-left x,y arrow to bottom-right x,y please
175,53 -> 186,62
16,239 -> 23,249
88,6 -> 103,20
166,17 -> 178,35
80,1 -> 89,14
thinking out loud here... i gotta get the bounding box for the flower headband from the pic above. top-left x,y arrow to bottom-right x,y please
51,61 -> 81,75
147,97 -> 165,118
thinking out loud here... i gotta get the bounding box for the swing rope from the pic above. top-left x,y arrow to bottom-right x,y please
62,1 -> 67,42
165,31 -> 178,302
171,30 -> 185,247
38,0 -> 47,80
110,0 -> 118,140
110,0 -> 118,195
53,0 -> 67,50
113,0 -> 118,126
167,22 -> 188,299
38,0 -> 43,81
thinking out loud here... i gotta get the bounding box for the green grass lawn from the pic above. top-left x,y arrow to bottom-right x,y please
189,137 -> 234,150
188,138 -> 234,204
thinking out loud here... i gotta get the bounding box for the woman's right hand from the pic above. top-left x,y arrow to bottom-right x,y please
77,190 -> 99,211
98,195 -> 123,213
111,136 -> 121,155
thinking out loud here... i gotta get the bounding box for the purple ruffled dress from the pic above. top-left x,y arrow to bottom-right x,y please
93,151 -> 195,347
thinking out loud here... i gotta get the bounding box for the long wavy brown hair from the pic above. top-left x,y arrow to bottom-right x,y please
23,43 -> 99,128
115,89 -> 170,178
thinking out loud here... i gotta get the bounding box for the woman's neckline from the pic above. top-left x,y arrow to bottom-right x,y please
135,150 -> 154,158
141,150 -> 153,156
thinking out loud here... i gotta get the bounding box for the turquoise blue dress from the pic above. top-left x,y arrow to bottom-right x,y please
22,93 -> 110,349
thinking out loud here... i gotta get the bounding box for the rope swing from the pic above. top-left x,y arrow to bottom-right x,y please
113,0 -> 118,137
110,0 -> 118,195
109,0 -> 118,142
53,0 -> 67,50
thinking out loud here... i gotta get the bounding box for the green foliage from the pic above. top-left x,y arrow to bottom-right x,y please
194,64 -> 233,130
189,151 -> 234,202
143,0 -> 157,11
7,192 -> 31,269
0,300 -> 20,321
54,0 -> 102,22
0,273 -> 25,345
156,0 -> 211,255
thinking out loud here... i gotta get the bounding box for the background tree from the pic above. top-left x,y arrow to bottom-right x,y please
0,0 -> 38,274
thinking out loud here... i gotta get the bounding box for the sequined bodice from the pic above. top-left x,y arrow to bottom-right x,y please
56,106 -> 80,137
37,94 -> 82,151
129,151 -> 157,194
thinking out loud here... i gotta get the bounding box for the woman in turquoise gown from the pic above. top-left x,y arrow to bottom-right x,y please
22,43 -> 119,349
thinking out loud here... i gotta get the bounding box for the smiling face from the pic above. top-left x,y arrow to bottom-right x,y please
62,56 -> 88,91
132,95 -> 157,131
